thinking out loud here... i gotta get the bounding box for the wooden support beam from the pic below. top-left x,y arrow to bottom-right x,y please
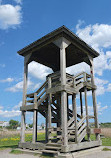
32,110 -> 37,143
20,111 -> 25,143
67,94 -> 69,121
80,92 -> 83,118
61,91 -> 68,146
72,94 -> 77,143
36,111 -> 38,142
47,77 -> 52,142
84,86 -> 90,141
59,38 -> 70,146
22,58 -> 28,106
89,57 -> 100,141
21,57 -> 28,143
45,110 -> 48,143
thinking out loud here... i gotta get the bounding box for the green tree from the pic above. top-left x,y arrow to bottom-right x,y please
9,120 -> 20,129
29,123 -> 33,128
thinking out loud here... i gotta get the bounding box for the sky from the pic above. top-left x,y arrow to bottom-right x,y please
0,0 -> 111,125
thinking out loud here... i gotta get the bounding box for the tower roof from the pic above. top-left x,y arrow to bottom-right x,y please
18,26 -> 99,71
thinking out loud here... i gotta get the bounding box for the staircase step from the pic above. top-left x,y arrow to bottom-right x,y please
42,150 -> 59,155
47,143 -> 61,147
45,146 -> 61,150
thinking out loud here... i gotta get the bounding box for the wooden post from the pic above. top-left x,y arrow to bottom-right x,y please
53,37 -> 70,146
60,43 -> 68,146
45,110 -> 48,143
90,58 -> 100,141
57,95 -> 61,136
22,59 -> 28,106
67,94 -> 69,121
32,93 -> 38,143
21,111 -> 25,143
21,58 -> 28,143
36,111 -> 38,142
48,77 -> 52,142
84,87 -> 90,141
80,92 -> 83,118
32,110 -> 37,143
72,94 -> 77,143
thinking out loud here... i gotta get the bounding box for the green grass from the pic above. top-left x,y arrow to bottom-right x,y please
0,133 -> 111,151
0,133 -> 45,150
10,149 -> 23,154
102,147 -> 111,151
102,137 -> 111,146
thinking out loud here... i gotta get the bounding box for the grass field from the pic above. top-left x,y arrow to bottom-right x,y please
0,132 -> 45,150
0,129 -> 111,150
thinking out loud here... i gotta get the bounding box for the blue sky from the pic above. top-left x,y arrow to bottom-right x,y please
0,0 -> 111,125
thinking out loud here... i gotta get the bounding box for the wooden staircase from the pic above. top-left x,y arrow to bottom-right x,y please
42,143 -> 61,156
20,71 -> 94,154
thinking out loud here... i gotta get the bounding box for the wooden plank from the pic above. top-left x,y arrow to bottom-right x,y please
77,115 -> 86,129
37,94 -> 47,107
37,89 -> 46,100
20,104 -> 35,111
27,93 -> 34,98
67,116 -> 74,127
49,135 -> 62,139
72,94 -> 77,143
78,128 -> 86,143
61,140 -> 101,152
77,122 -> 86,135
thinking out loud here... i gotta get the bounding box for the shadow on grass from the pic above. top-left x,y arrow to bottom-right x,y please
0,144 -> 18,150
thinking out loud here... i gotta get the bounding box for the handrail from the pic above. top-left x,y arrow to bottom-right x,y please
26,71 -> 91,99
27,79 -> 48,97
36,79 -> 48,94
74,71 -> 85,79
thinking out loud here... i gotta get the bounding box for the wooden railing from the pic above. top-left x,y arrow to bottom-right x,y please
48,127 -> 62,142
25,71 -> 91,107
26,79 -> 48,107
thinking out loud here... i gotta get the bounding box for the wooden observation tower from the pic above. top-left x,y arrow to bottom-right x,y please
18,26 -> 101,154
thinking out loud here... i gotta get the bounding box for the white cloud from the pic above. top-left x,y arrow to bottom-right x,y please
107,83 -> 111,92
0,77 -> 14,83
67,62 -> 90,75
76,102 -> 108,116
13,101 -> 22,109
76,22 -> 111,50
28,61 -> 52,80
95,77 -> 108,96
5,78 -> 41,92
0,109 -> 20,117
33,83 -> 41,91
0,4 -> 22,29
0,101 -> 23,118
6,79 -> 33,92
75,21 -> 111,76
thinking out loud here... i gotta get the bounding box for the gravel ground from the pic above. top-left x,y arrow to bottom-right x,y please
0,148 -> 40,158
74,150 -> 111,158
